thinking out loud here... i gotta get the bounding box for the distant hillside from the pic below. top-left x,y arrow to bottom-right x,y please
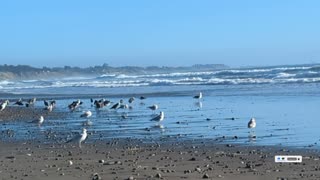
0,63 -> 229,80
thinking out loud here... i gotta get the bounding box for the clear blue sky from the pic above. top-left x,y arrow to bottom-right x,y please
1,0 -> 319,67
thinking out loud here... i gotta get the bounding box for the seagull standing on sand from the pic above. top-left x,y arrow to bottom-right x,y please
140,96 -> 146,100
50,100 -> 56,107
0,100 -> 9,111
193,92 -> 203,100
119,104 -> 129,110
103,99 -> 111,107
80,110 -> 92,118
110,102 -> 120,110
67,128 -> 88,148
94,100 -> 103,109
68,99 -> 82,111
44,104 -> 53,112
248,118 -> 256,129
128,97 -> 135,104
151,111 -> 165,122
148,104 -> 159,113
32,116 -> 44,127
44,100 -> 49,107
26,98 -> 36,107
110,99 -> 123,110
14,98 -> 24,106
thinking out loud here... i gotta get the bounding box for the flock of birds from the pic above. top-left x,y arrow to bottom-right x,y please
0,92 -> 257,148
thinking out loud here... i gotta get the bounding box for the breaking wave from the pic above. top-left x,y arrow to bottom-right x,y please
1,64 -> 320,90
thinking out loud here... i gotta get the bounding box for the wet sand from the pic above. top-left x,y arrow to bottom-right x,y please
0,106 -> 65,121
1,105 -> 320,179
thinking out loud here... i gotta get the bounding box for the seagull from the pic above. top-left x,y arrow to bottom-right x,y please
80,110 -> 92,118
44,104 -> 53,112
50,100 -> 56,107
26,98 -> 36,107
14,98 -> 24,106
128,97 -> 135,104
94,100 -> 104,109
67,128 -> 88,148
103,99 -> 111,106
93,98 -> 110,109
121,114 -> 128,119
32,116 -> 44,126
193,92 -> 203,100
68,99 -> 82,111
151,111 -> 165,122
110,100 -> 123,110
44,100 -> 49,107
119,104 -> 129,109
140,96 -> 146,100
148,104 -> 158,113
110,102 -> 120,110
248,118 -> 256,129
0,100 -> 9,111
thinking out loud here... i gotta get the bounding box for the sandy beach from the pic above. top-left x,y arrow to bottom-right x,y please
1,106 -> 320,180
1,140 -> 320,180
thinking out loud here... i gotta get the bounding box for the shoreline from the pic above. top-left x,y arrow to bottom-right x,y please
1,105 -> 320,179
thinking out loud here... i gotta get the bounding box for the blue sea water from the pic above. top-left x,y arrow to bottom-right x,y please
0,64 -> 320,148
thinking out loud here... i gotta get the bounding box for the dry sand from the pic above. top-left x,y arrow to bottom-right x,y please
1,140 -> 320,180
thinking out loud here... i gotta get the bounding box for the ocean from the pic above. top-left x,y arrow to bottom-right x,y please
1,64 -> 320,148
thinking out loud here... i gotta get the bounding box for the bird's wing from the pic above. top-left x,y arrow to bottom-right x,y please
151,115 -> 160,121
66,134 -> 81,143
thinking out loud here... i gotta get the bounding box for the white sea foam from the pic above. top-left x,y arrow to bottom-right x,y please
276,73 -> 296,78
0,65 -> 319,91
0,80 -> 14,85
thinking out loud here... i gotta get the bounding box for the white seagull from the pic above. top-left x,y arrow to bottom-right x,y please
0,100 -> 9,111
248,118 -> 256,129
151,111 -> 165,122
110,100 -> 123,110
148,104 -> 158,113
32,116 -> 44,126
44,104 -> 53,112
67,128 -> 88,148
80,110 -> 92,118
193,92 -> 203,100
119,104 -> 129,109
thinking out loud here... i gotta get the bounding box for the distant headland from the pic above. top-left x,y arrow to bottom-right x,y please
0,63 -> 229,80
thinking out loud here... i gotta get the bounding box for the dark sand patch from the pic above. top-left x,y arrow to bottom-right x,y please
0,106 -> 66,121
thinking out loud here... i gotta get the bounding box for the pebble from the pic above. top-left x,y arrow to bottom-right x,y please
195,167 -> 201,172
155,173 -> 162,178
68,160 -> 73,166
5,156 -> 16,160
92,173 -> 101,180
202,173 -> 209,179
184,170 -> 192,174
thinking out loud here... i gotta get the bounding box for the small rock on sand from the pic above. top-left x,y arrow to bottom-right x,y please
202,173 -> 209,179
